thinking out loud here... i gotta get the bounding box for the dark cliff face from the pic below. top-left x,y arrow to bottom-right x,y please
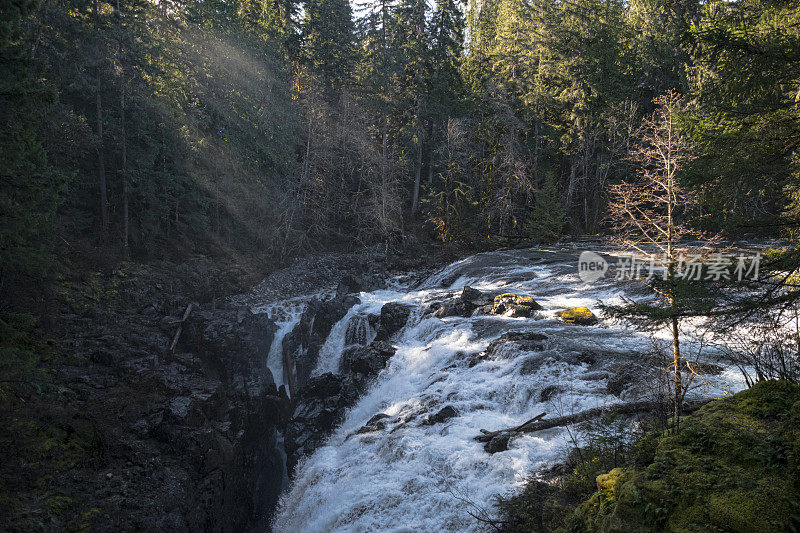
2,248 -> 464,531
177,306 -> 290,531
0,261 -> 291,532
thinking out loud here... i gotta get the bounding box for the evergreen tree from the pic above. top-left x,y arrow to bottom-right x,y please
523,171 -> 564,243
0,0 -> 63,375
685,0 -> 800,229
302,0 -> 356,91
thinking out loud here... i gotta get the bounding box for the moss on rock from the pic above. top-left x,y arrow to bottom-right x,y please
498,381 -> 800,532
572,381 -> 800,532
492,293 -> 542,316
556,306 -> 598,325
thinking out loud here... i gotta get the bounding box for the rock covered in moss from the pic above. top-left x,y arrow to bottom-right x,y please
572,380 -> 800,532
492,292 -> 542,317
555,306 -> 598,325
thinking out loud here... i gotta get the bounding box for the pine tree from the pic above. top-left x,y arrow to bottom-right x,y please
393,0 -> 431,214
302,0 -> 356,92
0,0 -> 64,377
523,171 -> 564,243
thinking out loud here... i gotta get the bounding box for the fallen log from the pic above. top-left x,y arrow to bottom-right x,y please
475,399 -> 709,443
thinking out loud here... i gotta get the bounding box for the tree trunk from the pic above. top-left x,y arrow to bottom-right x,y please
412,139 -> 423,214
411,108 -> 423,214
96,72 -> 108,240
565,159 -> 577,218
428,141 -> 434,185
121,75 -> 129,257
94,0 -> 107,241
672,314 -> 682,431
476,399 -> 707,443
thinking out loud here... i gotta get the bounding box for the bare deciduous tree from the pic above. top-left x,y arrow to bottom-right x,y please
606,90 -> 706,431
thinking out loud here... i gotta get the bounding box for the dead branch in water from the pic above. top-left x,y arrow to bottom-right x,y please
475,400 -> 709,443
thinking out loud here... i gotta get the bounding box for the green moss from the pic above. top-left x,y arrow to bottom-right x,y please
12,412 -> 101,472
574,381 -> 800,532
47,495 -> 74,517
555,307 -> 598,325
498,381 -> 800,532
77,508 -> 102,532
494,293 -> 538,307
596,468 -> 625,502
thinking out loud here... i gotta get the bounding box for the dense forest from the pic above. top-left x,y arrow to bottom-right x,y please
4,0 -> 799,264
2,0 -> 800,528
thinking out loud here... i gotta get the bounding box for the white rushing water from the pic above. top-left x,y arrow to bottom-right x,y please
272,247 -> 747,532
255,296 -> 312,393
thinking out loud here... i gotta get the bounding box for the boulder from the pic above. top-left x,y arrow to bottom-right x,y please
433,299 -> 474,318
539,385 -> 565,403
355,413 -> 391,434
461,286 -> 483,301
555,306 -> 598,325
484,433 -> 511,453
492,293 -> 542,316
485,331 -> 548,359
339,341 -> 396,377
375,302 -> 413,340
423,405 -> 459,425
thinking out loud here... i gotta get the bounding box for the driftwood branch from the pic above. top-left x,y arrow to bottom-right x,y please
475,400 -> 709,443
167,303 -> 194,355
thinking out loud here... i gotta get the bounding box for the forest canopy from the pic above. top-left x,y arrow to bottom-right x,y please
1,0 -> 799,298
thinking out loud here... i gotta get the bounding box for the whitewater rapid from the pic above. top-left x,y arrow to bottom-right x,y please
270,247 -> 746,532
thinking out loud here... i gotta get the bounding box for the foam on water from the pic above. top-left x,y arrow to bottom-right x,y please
272,248 -> 747,531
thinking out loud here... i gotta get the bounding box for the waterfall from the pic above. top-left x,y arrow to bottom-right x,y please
271,248 -> 747,532
258,297 -> 308,394
314,308 -> 377,376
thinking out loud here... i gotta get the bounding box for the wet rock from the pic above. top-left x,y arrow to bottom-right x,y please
423,405 -> 459,425
461,286 -> 483,302
339,342 -> 396,377
519,354 -> 549,375
539,385 -> 565,403
485,433 -> 511,453
283,296 -> 358,391
434,299 -> 474,318
335,272 -> 385,300
694,362 -> 725,375
486,331 -> 548,359
287,341 -> 397,473
285,373 -> 354,470
355,413 -> 391,434
461,286 -> 492,306
343,313 -> 375,346
607,372 -> 634,396
492,293 -> 542,315
375,302 -> 413,340
555,306 -> 598,325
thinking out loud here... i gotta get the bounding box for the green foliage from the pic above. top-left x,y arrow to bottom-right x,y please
423,172 -> 477,243
0,0 -> 64,307
684,0 -> 800,232
499,381 -> 800,533
0,312 -> 41,386
524,172 -> 565,243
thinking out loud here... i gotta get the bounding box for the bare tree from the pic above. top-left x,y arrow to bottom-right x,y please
605,90 -> 705,432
